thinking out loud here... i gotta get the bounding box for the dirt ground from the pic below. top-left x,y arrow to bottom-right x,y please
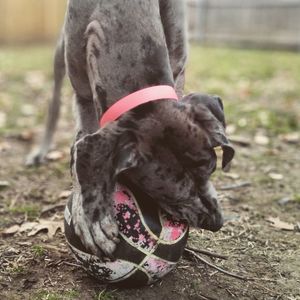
0,45 -> 300,300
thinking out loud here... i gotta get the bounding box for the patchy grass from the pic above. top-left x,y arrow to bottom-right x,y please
0,45 -> 53,76
32,289 -> 80,300
294,194 -> 300,203
32,245 -> 46,257
187,45 -> 300,135
9,204 -> 41,221
95,289 -> 117,300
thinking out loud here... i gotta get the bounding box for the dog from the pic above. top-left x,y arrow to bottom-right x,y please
26,0 -> 234,258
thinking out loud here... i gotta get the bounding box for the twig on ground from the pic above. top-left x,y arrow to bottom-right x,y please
219,181 -> 251,191
185,246 -> 228,260
42,244 -> 68,253
197,293 -> 218,300
41,202 -> 66,215
184,248 -> 248,280
184,248 -> 278,283
63,261 -> 81,268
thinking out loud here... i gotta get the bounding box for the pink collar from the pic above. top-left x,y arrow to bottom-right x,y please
100,85 -> 178,127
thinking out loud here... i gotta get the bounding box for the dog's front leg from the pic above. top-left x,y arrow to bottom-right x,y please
70,124 -> 123,258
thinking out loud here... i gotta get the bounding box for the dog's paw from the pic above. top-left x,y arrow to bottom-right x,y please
25,149 -> 47,167
72,196 -> 119,258
90,212 -> 119,256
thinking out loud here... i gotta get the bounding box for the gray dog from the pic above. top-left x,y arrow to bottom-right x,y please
27,0 -> 234,258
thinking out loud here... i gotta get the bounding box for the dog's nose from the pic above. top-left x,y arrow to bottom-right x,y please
199,210 -> 224,232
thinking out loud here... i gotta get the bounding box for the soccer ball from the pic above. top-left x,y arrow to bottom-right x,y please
64,180 -> 189,287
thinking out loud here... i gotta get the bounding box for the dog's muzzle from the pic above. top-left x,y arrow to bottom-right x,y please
200,210 -> 224,232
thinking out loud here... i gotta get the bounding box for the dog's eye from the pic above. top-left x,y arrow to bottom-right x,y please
192,159 -> 208,168
182,157 -> 208,169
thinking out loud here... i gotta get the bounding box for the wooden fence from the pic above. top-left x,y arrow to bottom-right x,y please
0,0 -> 67,44
1,0 -> 300,50
187,0 -> 300,50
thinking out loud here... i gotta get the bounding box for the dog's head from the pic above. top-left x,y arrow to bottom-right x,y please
173,93 -> 235,231
71,94 -> 234,233
109,94 -> 234,233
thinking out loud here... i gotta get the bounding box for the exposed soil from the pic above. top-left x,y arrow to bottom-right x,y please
0,45 -> 299,300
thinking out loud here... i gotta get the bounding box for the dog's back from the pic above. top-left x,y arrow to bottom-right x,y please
65,0 -> 174,114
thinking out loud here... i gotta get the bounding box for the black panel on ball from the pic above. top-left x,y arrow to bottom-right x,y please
152,230 -> 189,262
118,176 -> 162,237
114,269 -> 149,288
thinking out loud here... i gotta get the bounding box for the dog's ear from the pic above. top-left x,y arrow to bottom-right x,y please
183,93 -> 235,171
205,113 -> 235,172
220,144 -> 235,172
183,93 -> 226,127
73,127 -> 146,198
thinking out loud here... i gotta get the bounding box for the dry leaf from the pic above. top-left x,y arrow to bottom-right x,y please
19,222 -> 39,233
267,217 -> 295,231
59,190 -> 72,199
226,124 -> 236,135
0,180 -> 10,190
279,132 -> 299,144
237,118 -> 248,127
46,150 -> 64,161
21,104 -> 36,116
254,134 -> 269,146
3,225 -> 20,235
18,130 -> 35,142
25,71 -> 46,89
27,220 -> 64,238
224,173 -> 240,180
268,173 -> 283,180
3,222 -> 37,235
3,220 -> 64,239
0,142 -> 11,152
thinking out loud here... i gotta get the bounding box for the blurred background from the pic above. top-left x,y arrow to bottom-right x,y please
0,1 -> 299,299
0,0 -> 66,44
0,0 -> 300,49
1,0 -> 300,48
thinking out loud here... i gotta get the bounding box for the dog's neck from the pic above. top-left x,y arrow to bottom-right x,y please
100,85 -> 178,127
96,44 -> 174,112
85,3 -> 175,114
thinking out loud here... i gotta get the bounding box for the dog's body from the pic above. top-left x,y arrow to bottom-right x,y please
27,0 -> 234,257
